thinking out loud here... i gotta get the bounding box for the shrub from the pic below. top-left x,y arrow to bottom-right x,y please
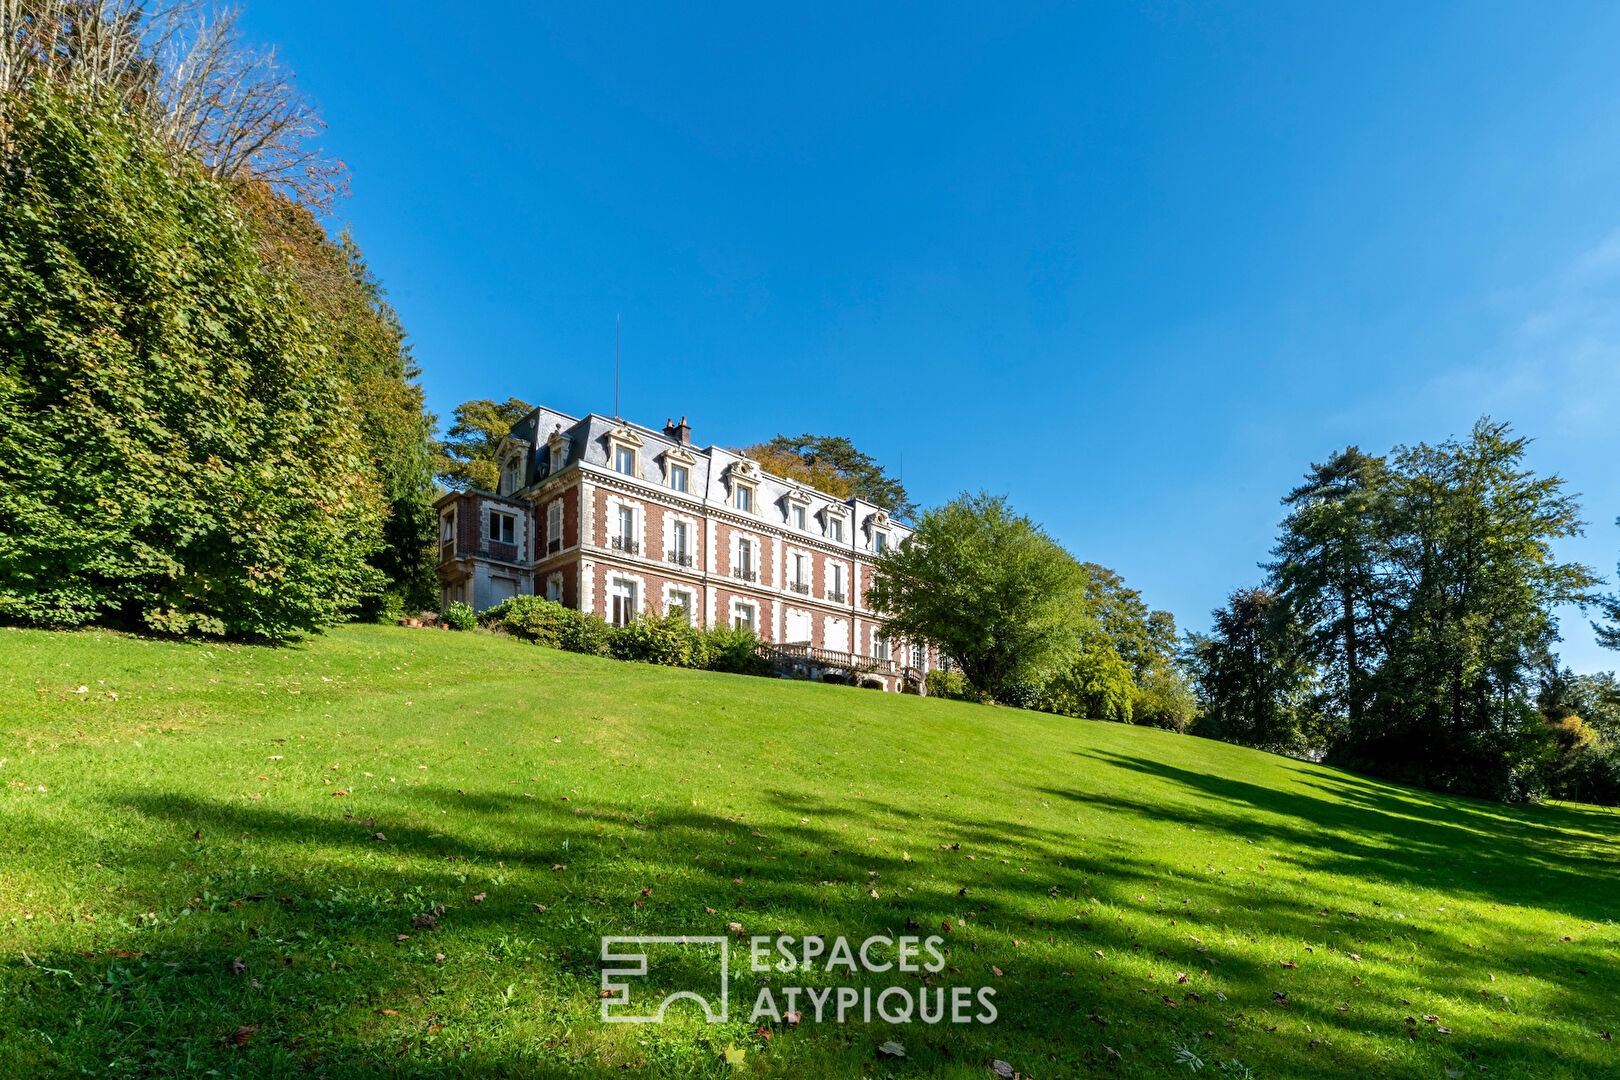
1038,635 -> 1135,721
925,669 -> 971,700
440,601 -> 476,631
704,625 -> 772,676
1132,667 -> 1198,733
607,614 -> 707,668
481,595 -> 609,655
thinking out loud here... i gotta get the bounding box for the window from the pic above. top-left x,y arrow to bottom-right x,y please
911,643 -> 924,669
669,520 -> 691,566
610,578 -> 638,627
546,573 -> 562,602
614,505 -> 638,554
874,531 -> 888,553
669,589 -> 694,621
614,446 -> 636,476
546,500 -> 563,554
440,510 -> 456,558
734,602 -> 756,632
489,510 -> 516,545
829,517 -> 844,542
669,464 -> 689,492
828,563 -> 845,602
791,504 -> 806,529
790,552 -> 808,593
735,538 -> 755,581
734,485 -> 753,512
874,632 -> 891,661
500,458 -> 521,495
550,442 -> 567,472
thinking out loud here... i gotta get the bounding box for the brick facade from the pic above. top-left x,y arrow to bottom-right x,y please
434,405 -> 940,691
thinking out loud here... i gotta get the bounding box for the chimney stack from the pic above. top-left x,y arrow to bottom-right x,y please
664,415 -> 692,445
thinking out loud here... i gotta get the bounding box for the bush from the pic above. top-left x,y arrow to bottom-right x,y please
1132,667 -> 1198,733
925,669 -> 971,700
607,613 -> 707,668
440,601 -> 476,631
481,595 -> 609,655
704,625 -> 772,676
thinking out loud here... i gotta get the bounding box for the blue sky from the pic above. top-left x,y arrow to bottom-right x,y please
243,2 -> 1620,671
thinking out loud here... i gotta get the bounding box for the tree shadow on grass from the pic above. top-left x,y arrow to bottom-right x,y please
2,778 -> 1616,1079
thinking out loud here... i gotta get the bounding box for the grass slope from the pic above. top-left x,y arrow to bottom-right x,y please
1,624 -> 1617,1079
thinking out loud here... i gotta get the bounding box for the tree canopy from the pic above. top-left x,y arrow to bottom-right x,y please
740,434 -> 915,518
0,89 -> 384,639
435,398 -> 535,492
868,492 -> 1086,702
1199,418 -> 1602,801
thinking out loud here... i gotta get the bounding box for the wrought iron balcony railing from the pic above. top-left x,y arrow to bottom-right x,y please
734,567 -> 758,583
611,536 -> 640,555
668,552 -> 694,567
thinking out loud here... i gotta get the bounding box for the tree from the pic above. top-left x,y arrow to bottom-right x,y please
243,187 -> 438,613
1081,562 -> 1178,681
1343,420 -> 1598,797
0,89 -> 383,639
1039,630 -> 1135,722
740,434 -> 915,518
435,398 -> 534,492
1,0 -> 345,209
1187,587 -> 1318,753
1269,447 -> 1392,727
869,492 -> 1086,703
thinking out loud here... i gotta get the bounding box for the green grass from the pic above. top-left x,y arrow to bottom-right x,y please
1,624 -> 1616,1079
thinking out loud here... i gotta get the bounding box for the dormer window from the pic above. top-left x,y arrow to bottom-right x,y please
791,504 -> 805,529
605,426 -> 644,479
874,531 -> 887,553
547,429 -> 570,473
499,457 -> 521,495
830,518 -> 844,542
661,444 -> 696,493
735,485 -> 753,512
726,458 -> 760,514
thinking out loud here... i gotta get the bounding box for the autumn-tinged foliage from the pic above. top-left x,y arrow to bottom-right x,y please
740,434 -> 915,518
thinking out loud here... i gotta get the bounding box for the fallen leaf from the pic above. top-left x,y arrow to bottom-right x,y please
722,1045 -> 745,1066
471,893 -> 486,904
223,1024 -> 257,1046
877,1039 -> 906,1058
434,953 -> 445,964
991,965 -> 1003,977
378,1008 -> 398,1016
532,903 -> 548,913
991,1060 -> 1016,1078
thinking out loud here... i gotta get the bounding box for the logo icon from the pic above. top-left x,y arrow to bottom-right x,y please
600,936 -> 730,1024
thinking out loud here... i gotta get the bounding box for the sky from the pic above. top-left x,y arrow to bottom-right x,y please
241,2 -> 1620,672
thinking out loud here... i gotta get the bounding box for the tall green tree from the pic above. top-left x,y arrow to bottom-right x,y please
246,187 -> 438,612
744,434 -> 916,518
1187,587 -> 1319,753
869,492 -> 1086,702
1081,562 -> 1179,680
435,398 -> 534,492
1342,420 -> 1597,797
1269,447 -> 1392,727
0,89 -> 383,639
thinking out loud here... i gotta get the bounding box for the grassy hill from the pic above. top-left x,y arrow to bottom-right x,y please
1,624 -> 1616,1079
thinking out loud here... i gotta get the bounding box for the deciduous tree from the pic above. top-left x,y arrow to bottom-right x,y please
869,492 -> 1086,703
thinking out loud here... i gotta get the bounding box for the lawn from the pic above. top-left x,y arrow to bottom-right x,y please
1,624 -> 1616,1079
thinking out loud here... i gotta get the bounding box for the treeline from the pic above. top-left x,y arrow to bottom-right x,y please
1188,419 -> 1620,804
0,2 -> 438,639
